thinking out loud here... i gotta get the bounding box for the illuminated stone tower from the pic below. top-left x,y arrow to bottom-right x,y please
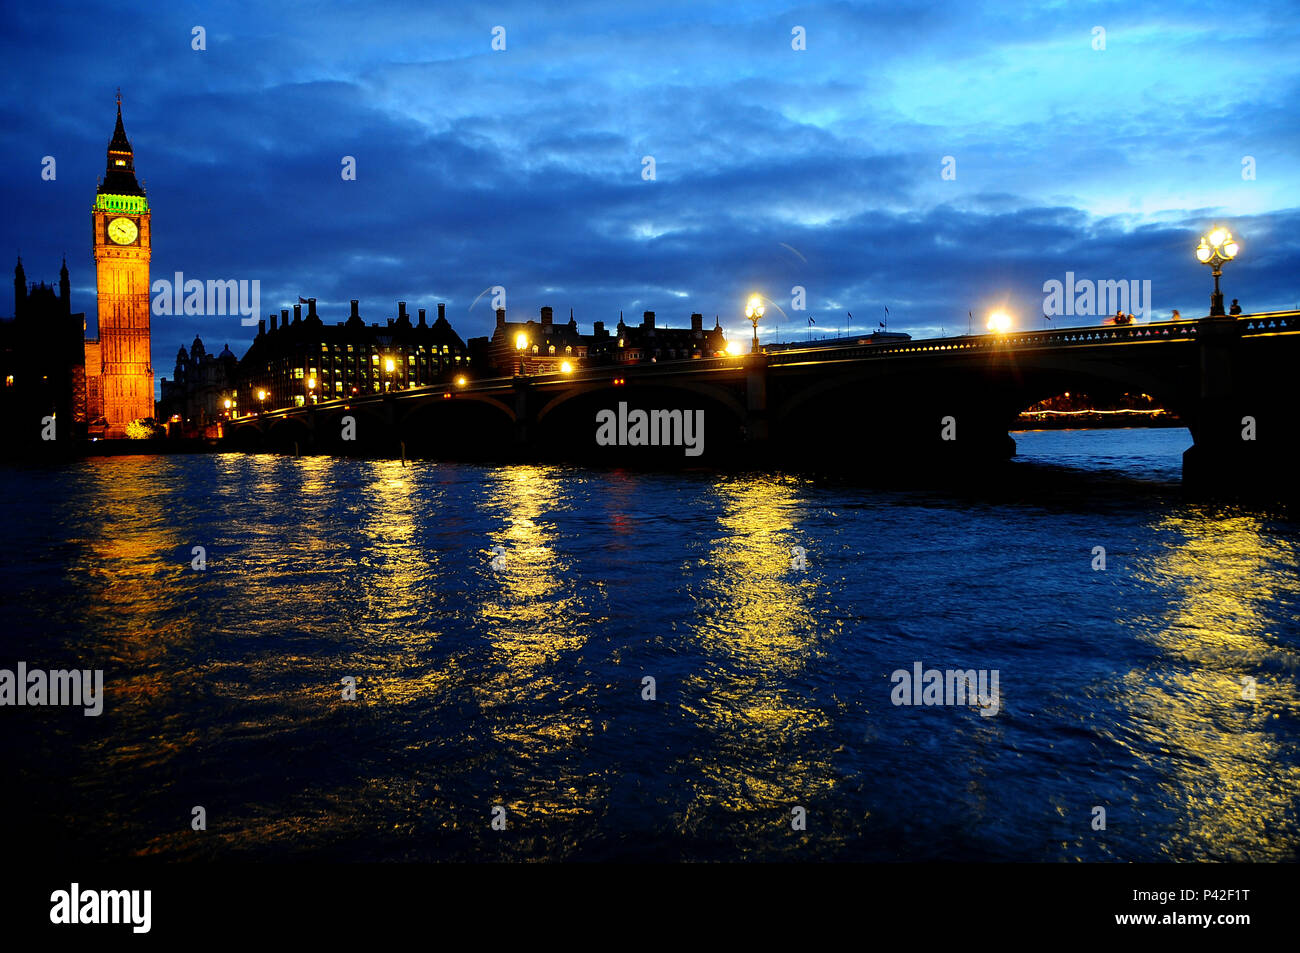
91,94 -> 153,436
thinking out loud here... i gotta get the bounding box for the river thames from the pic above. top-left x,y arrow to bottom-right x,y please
1,428 -> 1296,861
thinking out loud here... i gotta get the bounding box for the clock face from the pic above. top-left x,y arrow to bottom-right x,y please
107,217 -> 138,245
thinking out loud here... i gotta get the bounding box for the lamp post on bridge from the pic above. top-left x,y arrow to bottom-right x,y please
515,333 -> 528,376
987,310 -> 1013,335
1196,227 -> 1239,317
745,295 -> 765,353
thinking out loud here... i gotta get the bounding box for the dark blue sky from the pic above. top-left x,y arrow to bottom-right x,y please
4,0 -> 1298,389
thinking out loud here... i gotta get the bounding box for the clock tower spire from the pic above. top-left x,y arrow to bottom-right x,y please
91,94 -> 153,437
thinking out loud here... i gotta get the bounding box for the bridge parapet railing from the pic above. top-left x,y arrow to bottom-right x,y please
765,320 -> 1207,364
237,312 -> 1300,419
1237,312 -> 1299,335
765,311 -> 1300,365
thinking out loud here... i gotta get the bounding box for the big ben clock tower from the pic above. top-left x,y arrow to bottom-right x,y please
91,93 -> 153,436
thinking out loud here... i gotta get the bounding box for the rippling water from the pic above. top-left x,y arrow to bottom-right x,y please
1,428 -> 1297,861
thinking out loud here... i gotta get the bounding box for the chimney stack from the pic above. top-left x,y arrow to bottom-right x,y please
399,301 -> 408,320
593,320 -> 606,336
691,312 -> 703,332
350,300 -> 360,320
293,303 -> 302,323
541,306 -> 553,325
418,308 -> 427,327
281,309 -> 290,329
643,310 -> 655,330
438,303 -> 446,322
496,307 -> 505,327
270,313 -> 278,331
258,319 -> 267,336
308,298 -> 317,318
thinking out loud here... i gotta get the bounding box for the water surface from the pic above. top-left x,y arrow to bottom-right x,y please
1,428 -> 1296,861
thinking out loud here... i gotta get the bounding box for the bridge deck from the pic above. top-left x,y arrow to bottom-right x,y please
241,311 -> 1300,420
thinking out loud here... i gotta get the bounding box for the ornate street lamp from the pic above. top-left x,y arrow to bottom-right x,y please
745,295 -> 765,353
307,377 -> 317,404
257,389 -> 267,414
515,333 -> 528,375
1195,226 -> 1240,316
384,357 -> 395,392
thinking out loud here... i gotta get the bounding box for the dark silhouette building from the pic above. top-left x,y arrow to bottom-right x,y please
0,257 -> 89,450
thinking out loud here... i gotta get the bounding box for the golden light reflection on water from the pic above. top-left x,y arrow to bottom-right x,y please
1122,511 -> 1300,860
679,475 -> 841,841
61,458 -> 219,813
75,457 -> 196,682
479,466 -> 586,677
472,466 -> 600,827
345,460 -> 450,707
293,453 -> 335,498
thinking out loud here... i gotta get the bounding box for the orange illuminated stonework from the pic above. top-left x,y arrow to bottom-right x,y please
90,96 -> 153,437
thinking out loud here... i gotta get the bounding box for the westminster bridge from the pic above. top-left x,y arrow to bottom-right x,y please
226,311 -> 1300,495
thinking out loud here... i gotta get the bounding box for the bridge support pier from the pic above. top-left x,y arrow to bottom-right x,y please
1183,316 -> 1296,500
513,378 -> 532,454
743,355 -> 769,458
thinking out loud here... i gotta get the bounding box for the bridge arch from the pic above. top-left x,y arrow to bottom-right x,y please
534,378 -> 747,426
397,394 -> 516,459
265,416 -> 313,452
531,377 -> 749,463
312,404 -> 392,454
226,420 -> 265,449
